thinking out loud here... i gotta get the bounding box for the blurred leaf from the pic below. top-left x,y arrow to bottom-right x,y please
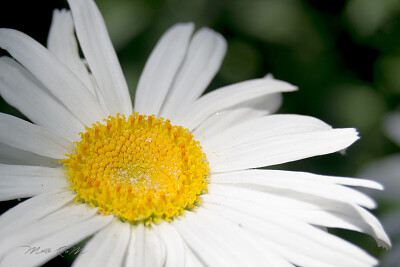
326,84 -> 386,132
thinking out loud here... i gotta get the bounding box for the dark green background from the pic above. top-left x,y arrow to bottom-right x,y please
1,0 -> 399,265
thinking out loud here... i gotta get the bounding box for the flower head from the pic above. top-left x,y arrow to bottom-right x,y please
0,0 -> 391,266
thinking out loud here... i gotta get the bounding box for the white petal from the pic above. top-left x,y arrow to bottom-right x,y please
0,57 -> 84,141
0,164 -> 68,201
155,222 -> 185,267
124,223 -> 144,267
203,187 -> 391,249
0,203 -> 97,260
193,107 -> 267,142
47,9 -> 96,95
1,213 -> 113,267
67,0 -> 132,116
203,202 -> 378,267
175,78 -> 297,130
0,142 -> 57,167
73,219 -> 130,267
0,113 -> 73,159
203,114 -> 333,152
183,244 -> 204,267
206,127 -> 359,172
210,170 -> 378,208
0,190 -> 75,236
384,111 -> 400,146
160,27 -> 227,119
144,226 -> 166,267
193,92 -> 283,142
177,209 -> 292,266
0,28 -> 104,125
174,211 -> 244,267
134,23 -> 194,116
189,209 -> 293,267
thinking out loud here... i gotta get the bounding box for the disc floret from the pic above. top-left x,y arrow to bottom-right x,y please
62,113 -> 209,223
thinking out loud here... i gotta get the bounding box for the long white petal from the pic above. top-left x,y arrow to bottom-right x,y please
206,127 -> 359,172
0,190 -> 75,236
176,78 -> 297,130
0,113 -> 73,159
183,244 -> 204,267
209,170 -> 378,208
0,164 -> 68,201
194,209 -> 294,267
174,212 -> 245,267
73,219 -> 130,267
203,114 -> 333,152
203,189 -> 391,249
0,28 -> 104,125
67,0 -> 132,116
124,224 -> 144,267
143,226 -> 166,267
193,107 -> 267,142
0,213 -> 113,267
0,57 -> 84,141
160,28 -> 227,119
203,203 -> 378,267
47,9 -> 96,95
0,204 -> 97,260
155,222 -> 185,267
0,142 -> 57,167
134,23 -> 194,116
175,210 -> 292,267
192,79 -> 284,141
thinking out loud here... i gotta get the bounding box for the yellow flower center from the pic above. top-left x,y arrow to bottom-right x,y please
61,113 -> 209,223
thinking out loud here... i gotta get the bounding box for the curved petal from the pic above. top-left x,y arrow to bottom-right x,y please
202,114 -> 333,152
0,56 -> 84,141
205,127 -> 359,172
203,203 -> 378,267
183,244 -> 204,267
0,113 -> 74,159
0,142 -> 57,167
124,223 -> 165,267
175,78 -> 297,130
203,185 -> 390,249
0,164 -> 69,201
0,213 -> 113,267
0,203 -> 98,260
175,210 -> 292,267
0,28 -> 104,125
0,190 -> 75,236
67,0 -> 132,116
47,9 -> 96,96
193,78 -> 283,141
209,170 -> 378,208
193,107 -> 267,142
134,23 -> 194,116
73,219 -> 130,267
160,27 -> 227,119
155,222 -> 185,267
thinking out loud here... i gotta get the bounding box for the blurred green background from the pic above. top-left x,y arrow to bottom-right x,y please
1,0 -> 399,266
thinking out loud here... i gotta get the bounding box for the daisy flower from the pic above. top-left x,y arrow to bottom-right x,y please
359,111 -> 400,267
0,0 -> 390,266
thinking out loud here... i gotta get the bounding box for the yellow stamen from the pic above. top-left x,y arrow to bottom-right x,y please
61,113 -> 209,223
